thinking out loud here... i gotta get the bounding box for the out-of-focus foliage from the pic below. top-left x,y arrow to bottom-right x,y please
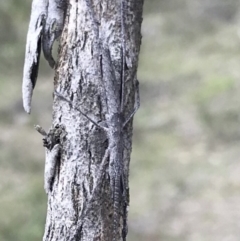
0,0 -> 30,75
2,0 -> 240,241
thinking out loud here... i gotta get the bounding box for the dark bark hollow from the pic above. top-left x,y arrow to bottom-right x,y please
43,0 -> 143,240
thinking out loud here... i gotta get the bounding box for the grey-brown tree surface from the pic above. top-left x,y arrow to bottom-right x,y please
22,0 -> 144,240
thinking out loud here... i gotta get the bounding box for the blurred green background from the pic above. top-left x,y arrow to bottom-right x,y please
1,0 -> 240,240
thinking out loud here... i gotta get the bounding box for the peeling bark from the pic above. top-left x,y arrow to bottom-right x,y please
22,0 -> 48,113
28,0 -> 143,240
22,0 -> 67,113
42,0 -> 67,68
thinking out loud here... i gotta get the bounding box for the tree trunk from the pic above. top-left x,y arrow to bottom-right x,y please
43,0 -> 143,241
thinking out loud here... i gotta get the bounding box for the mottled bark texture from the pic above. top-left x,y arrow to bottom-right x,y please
43,0 -> 143,241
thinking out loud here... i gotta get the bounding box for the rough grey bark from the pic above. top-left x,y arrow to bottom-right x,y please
24,0 -> 143,241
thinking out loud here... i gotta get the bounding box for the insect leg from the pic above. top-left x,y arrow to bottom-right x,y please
123,79 -> 140,127
54,91 -> 107,131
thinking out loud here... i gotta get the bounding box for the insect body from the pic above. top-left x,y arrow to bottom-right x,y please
101,47 -> 126,241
